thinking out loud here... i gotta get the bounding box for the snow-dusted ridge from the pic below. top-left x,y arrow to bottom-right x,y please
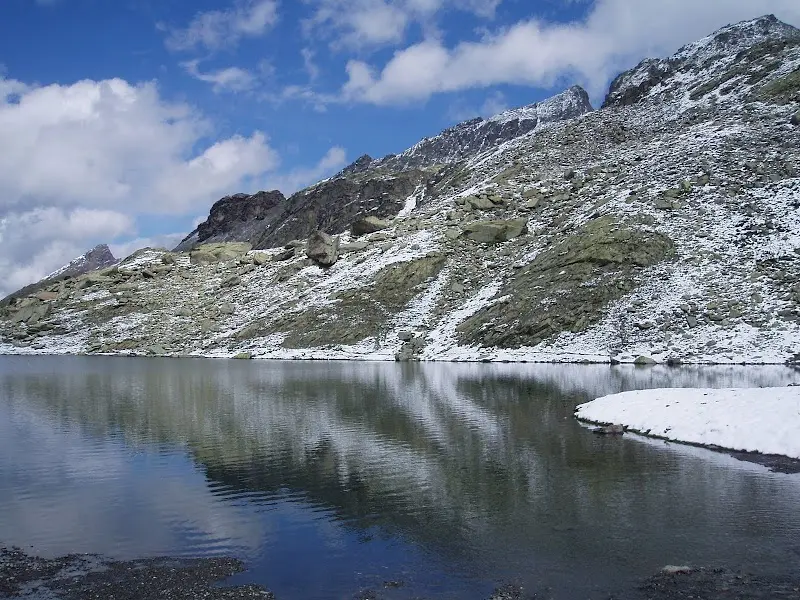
575,387 -> 800,461
1,15 -> 799,364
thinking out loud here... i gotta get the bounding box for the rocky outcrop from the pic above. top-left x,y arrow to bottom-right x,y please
252,170 -> 427,249
351,216 -> 389,236
458,217 -> 676,348
461,219 -> 528,243
174,191 -> 285,251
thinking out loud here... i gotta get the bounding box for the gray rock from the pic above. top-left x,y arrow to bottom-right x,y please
222,275 -> 242,288
398,331 -> 415,342
466,195 -> 496,211
593,424 -> 625,435
340,241 -> 369,252
233,351 -> 253,360
175,307 -> 193,317
351,216 -> 389,236
219,302 -> 235,315
272,249 -> 296,262
190,251 -> 218,265
306,231 -> 339,267
790,110 -> 800,126
252,252 -> 269,266
634,355 -> 656,365
148,345 -> 167,355
461,219 -> 528,243
444,228 -> 461,240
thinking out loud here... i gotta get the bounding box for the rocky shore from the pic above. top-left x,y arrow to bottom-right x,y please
3,547 -> 799,599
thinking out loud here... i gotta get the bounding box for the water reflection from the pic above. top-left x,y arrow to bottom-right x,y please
0,357 -> 798,599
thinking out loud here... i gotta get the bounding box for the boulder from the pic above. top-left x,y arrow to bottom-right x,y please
593,424 -> 625,435
634,355 -> 656,365
461,219 -> 528,244
252,253 -> 269,266
193,242 -> 253,264
306,231 -> 339,267
190,251 -> 218,265
222,275 -> 242,288
340,240 -> 369,253
35,292 -> 59,302
233,352 -> 253,360
272,249 -> 296,262
791,110 -> 800,126
351,216 -> 389,236
218,302 -> 235,315
465,196 -> 496,211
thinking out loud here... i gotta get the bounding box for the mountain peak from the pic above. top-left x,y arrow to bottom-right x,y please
486,85 -> 593,126
603,14 -> 800,108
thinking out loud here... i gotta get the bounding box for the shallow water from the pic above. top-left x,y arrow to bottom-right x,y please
1,356 -> 799,599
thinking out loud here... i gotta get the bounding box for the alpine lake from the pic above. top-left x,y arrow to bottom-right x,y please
1,356 -> 799,599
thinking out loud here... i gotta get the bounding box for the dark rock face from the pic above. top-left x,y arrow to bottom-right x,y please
174,190 -> 285,251
252,170 -> 427,249
338,154 -> 374,177
603,14 -> 800,108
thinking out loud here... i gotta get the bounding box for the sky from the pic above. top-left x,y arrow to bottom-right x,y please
0,0 -> 799,296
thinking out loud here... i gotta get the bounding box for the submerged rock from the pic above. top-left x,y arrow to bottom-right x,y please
593,424 -> 626,435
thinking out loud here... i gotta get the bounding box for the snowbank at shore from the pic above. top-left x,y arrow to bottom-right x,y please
575,387 -> 800,460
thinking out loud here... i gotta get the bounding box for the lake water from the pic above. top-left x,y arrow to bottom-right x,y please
1,356 -> 799,599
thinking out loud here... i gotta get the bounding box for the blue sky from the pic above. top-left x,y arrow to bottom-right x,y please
0,0 -> 799,294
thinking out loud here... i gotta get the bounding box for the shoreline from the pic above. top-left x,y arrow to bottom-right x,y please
3,547 -> 800,600
0,348 -> 798,366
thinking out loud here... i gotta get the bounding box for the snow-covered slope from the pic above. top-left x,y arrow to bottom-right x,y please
1,15 -> 799,364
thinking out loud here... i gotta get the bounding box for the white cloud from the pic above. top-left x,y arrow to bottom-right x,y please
341,0 -> 800,104
181,60 -> 256,93
110,233 -> 188,261
261,146 -> 347,194
164,0 -> 279,52
0,73 -> 337,296
448,90 -> 508,122
304,0 -> 502,51
0,208 -> 134,295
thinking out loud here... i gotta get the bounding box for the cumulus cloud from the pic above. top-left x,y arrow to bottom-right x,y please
0,208 -> 134,295
0,74 -> 341,296
341,0 -> 800,104
164,0 -> 279,52
263,146 -> 347,194
304,0 -> 502,51
447,90 -> 508,122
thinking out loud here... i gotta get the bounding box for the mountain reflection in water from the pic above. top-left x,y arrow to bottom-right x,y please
1,357 -> 798,599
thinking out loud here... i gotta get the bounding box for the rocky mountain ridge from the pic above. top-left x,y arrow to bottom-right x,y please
175,86 -> 593,251
2,14 -> 799,365
1,244 -> 117,305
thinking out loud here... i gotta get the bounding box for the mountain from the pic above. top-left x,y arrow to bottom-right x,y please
1,244 -> 117,305
1,15 -> 799,365
174,85 -> 593,252
46,244 -> 118,281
